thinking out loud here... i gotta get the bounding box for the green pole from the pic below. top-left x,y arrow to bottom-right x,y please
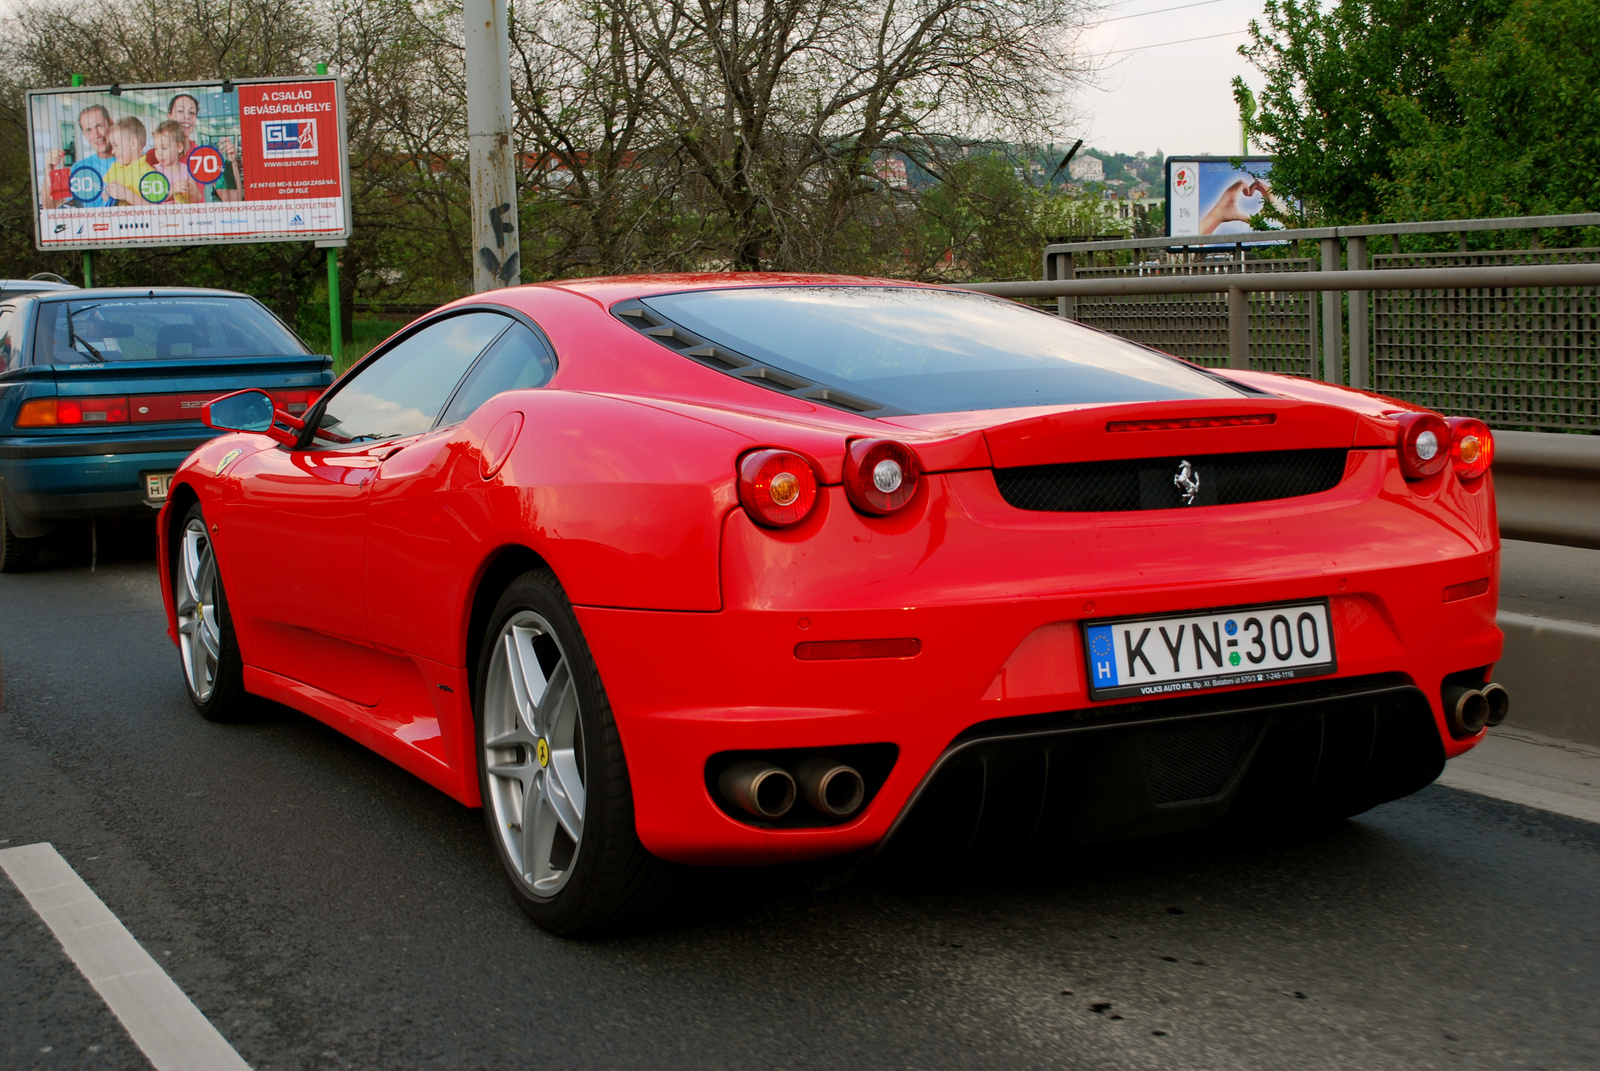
314,63 -> 341,368
327,247 -> 341,367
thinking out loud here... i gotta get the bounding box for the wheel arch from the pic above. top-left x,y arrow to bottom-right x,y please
465,543 -> 555,710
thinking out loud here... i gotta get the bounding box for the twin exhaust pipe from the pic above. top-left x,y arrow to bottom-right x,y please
718,757 -> 867,820
1443,681 -> 1509,736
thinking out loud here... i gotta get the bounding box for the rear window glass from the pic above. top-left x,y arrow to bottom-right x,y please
33,297 -> 306,364
640,286 -> 1240,414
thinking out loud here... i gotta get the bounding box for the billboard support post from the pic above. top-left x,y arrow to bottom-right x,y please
464,0 -> 521,293
82,252 -> 93,288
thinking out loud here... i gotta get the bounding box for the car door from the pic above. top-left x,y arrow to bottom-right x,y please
221,310 -> 515,705
366,318 -> 558,666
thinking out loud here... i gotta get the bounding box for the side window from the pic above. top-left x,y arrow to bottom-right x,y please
0,310 -> 14,373
437,322 -> 556,427
312,312 -> 511,447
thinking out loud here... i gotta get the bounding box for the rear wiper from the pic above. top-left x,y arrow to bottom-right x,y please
65,305 -> 106,363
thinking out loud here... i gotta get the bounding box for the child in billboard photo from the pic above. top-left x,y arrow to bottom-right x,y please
151,121 -> 202,204
103,116 -> 156,206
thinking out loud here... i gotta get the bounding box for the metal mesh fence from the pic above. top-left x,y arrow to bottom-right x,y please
1368,248 -> 1600,431
1069,257 -> 1318,377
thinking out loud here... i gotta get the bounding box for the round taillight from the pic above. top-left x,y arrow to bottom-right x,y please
1446,417 -> 1493,481
738,449 -> 819,527
1395,413 -> 1450,479
843,439 -> 922,515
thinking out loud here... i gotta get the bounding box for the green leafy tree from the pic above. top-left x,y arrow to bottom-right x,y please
1235,0 -> 1511,222
1378,0 -> 1600,220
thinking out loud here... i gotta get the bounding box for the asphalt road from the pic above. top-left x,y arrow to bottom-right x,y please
2,529 -> 1597,1070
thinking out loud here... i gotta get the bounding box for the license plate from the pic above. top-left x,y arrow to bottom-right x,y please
1084,600 -> 1336,701
144,472 -> 175,502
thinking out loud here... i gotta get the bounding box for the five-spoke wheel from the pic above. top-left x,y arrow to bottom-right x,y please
474,568 -> 669,934
172,503 -> 245,719
482,610 -> 588,896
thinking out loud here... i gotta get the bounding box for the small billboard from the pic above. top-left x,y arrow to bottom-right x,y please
1165,157 -> 1291,242
26,76 -> 351,251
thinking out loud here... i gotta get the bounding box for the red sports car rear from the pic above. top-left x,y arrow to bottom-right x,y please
157,275 -> 1503,934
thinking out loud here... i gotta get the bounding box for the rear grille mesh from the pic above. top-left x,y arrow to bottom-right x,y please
993,448 -> 1348,512
1143,716 -> 1260,804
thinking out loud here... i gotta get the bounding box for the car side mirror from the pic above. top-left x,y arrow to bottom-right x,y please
203,389 -> 274,433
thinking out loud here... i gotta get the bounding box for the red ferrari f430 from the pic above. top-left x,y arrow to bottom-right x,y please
158,276 -> 1505,934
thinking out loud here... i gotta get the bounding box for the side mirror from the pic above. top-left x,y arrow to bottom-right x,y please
203,389 -> 274,433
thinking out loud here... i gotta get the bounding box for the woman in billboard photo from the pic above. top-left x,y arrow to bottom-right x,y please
156,92 -> 242,202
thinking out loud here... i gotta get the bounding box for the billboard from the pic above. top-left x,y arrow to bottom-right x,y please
1165,157 -> 1292,242
26,76 -> 351,251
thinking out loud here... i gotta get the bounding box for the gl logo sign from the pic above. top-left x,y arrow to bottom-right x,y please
1173,459 -> 1201,505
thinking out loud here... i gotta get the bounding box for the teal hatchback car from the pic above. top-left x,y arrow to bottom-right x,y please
0,287 -> 333,570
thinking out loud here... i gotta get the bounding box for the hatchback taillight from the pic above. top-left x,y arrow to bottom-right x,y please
1395,413 -> 1450,480
16,396 -> 131,428
1446,417 -> 1493,481
268,387 -> 323,416
843,439 -> 922,515
738,449 -> 819,527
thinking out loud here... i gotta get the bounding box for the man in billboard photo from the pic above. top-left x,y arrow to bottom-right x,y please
45,104 -> 116,208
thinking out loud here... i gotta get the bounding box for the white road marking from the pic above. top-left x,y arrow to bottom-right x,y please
0,843 -> 252,1071
1438,727 -> 1600,825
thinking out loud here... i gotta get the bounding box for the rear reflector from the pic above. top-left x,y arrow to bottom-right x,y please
1442,578 -> 1490,602
794,638 -> 921,660
1107,414 -> 1276,433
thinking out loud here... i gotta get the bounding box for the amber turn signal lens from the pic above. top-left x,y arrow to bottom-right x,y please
843,439 -> 922,515
1446,417 -> 1493,481
738,449 -> 819,528
1394,412 -> 1450,479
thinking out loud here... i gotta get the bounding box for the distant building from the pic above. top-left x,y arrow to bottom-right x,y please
874,156 -> 908,189
1069,154 -> 1105,182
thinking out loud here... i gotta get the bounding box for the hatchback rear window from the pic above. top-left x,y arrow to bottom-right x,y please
639,286 -> 1240,414
33,297 -> 307,364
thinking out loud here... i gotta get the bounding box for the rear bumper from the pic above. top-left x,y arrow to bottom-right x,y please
578,583 -> 1500,866
578,453 -> 1500,866
0,430 -> 210,523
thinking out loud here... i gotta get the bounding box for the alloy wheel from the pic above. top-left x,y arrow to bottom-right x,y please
175,517 -> 221,703
482,611 -> 587,897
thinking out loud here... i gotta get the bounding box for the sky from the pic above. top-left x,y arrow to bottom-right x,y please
1073,0 -> 1269,158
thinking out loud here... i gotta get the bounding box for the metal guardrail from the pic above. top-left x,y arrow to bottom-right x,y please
959,264 -> 1600,372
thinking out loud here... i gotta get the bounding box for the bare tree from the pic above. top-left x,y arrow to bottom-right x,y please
611,0 -> 1094,269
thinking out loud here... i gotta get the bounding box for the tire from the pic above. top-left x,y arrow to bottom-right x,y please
475,568 -> 671,936
172,503 -> 249,721
0,494 -> 38,573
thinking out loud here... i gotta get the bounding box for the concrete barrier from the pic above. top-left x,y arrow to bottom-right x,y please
1494,431 -> 1600,551
1494,611 -> 1600,748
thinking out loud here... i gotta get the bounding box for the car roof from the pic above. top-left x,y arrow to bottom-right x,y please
0,279 -> 79,297
30,286 -> 258,302
471,272 -> 938,312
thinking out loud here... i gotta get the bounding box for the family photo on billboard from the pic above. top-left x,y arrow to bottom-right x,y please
27,76 -> 351,250
40,86 -> 243,210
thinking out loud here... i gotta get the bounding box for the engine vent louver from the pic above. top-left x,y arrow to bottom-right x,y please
994,448 -> 1348,512
611,298 -> 900,417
